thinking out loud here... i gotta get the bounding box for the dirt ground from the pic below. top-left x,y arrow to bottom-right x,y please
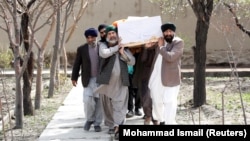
177,76 -> 250,125
0,75 -> 250,141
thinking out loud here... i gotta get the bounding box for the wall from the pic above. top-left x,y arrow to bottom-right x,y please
0,0 -> 249,67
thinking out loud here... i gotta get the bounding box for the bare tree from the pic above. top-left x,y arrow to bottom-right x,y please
0,0 -> 56,127
48,0 -> 61,98
48,0 -> 89,97
19,0 -> 39,116
33,0 -> 56,109
61,0 -> 88,75
187,0 -> 214,107
0,0 -> 34,128
1,0 -> 50,117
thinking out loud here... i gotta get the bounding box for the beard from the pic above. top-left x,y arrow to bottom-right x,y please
100,36 -> 106,42
88,40 -> 97,48
106,37 -> 118,45
164,34 -> 174,43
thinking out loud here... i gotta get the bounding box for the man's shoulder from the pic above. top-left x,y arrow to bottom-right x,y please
77,43 -> 88,49
97,41 -> 107,45
173,36 -> 183,42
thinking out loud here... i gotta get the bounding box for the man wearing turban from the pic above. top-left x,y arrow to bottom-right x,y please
97,24 -> 116,134
95,25 -> 135,140
71,27 -> 103,132
148,22 -> 184,125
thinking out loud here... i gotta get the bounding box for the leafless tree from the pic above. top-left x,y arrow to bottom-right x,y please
33,0 -> 56,109
187,0 -> 214,107
0,0 -> 33,128
48,0 -> 89,98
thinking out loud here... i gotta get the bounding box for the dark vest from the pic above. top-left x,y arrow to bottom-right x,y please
96,51 -> 130,86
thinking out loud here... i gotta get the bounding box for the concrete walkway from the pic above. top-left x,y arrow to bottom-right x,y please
38,79 -> 144,141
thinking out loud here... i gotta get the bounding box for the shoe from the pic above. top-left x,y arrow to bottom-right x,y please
84,121 -> 93,131
134,109 -> 142,116
126,110 -> 134,118
142,114 -> 146,119
153,120 -> 159,125
160,122 -> 165,125
94,126 -> 102,132
108,128 -> 115,134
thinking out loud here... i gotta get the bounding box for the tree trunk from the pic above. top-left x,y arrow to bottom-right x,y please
14,46 -> 23,128
62,46 -> 68,75
55,55 -> 60,90
15,75 -> 23,129
35,14 -> 56,108
35,49 -> 44,109
193,20 -> 207,107
192,0 -> 213,107
21,13 -> 34,115
23,69 -> 34,115
48,0 -> 61,98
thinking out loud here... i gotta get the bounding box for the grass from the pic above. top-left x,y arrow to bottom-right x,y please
206,87 -> 250,112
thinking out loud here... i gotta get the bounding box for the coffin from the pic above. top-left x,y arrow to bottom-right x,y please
117,16 -> 162,48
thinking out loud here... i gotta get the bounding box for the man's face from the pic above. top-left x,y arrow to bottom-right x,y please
99,28 -> 106,41
86,36 -> 97,47
99,28 -> 106,38
106,31 -> 118,45
163,29 -> 174,43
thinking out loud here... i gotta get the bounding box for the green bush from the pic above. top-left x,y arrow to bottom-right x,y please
0,49 -> 13,69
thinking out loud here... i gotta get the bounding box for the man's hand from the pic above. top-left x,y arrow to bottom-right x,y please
119,45 -> 125,55
145,41 -> 157,48
158,37 -> 164,48
72,80 -> 77,87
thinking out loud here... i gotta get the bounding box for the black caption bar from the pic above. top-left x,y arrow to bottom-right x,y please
119,125 -> 250,140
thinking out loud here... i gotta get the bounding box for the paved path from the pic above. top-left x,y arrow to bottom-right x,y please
38,79 -> 144,141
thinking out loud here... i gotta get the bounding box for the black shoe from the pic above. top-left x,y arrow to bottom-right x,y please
108,128 -> 115,134
94,126 -> 102,132
153,120 -> 159,125
84,121 -> 93,131
142,114 -> 146,119
160,122 -> 165,125
126,110 -> 134,118
135,109 -> 142,116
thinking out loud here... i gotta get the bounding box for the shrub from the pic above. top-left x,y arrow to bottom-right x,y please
0,48 -> 13,69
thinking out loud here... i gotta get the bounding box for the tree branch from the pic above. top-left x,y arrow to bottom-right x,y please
27,0 -> 37,9
224,2 -> 250,37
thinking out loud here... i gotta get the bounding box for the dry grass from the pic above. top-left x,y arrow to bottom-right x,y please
0,77 -> 71,141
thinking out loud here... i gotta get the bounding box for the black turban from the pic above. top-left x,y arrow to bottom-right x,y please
84,28 -> 98,37
105,25 -> 117,34
161,22 -> 176,32
98,24 -> 107,32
